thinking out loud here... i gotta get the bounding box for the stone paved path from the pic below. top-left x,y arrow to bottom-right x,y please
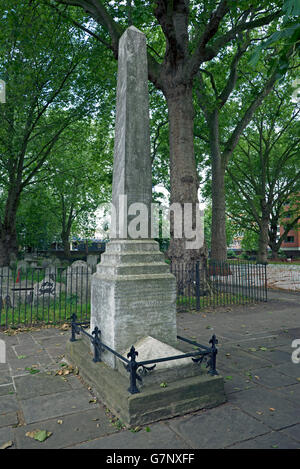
0,290 -> 299,449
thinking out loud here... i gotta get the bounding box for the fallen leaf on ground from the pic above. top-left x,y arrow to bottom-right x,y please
0,441 -> 13,449
57,420 -> 63,425
26,429 -> 52,442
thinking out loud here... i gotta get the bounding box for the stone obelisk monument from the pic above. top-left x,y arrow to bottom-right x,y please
91,26 -> 177,368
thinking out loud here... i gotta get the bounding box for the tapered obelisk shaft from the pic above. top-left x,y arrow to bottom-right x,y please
112,26 -> 152,238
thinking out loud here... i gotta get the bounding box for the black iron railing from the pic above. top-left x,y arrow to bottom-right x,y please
0,259 -> 267,328
69,314 -> 219,395
0,265 -> 93,328
171,259 -> 267,311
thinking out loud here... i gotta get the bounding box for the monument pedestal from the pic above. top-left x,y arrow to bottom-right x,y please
91,240 -> 178,368
66,333 -> 226,427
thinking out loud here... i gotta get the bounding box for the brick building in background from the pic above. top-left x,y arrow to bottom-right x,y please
280,198 -> 300,258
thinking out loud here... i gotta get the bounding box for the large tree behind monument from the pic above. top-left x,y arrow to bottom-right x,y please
51,0 -> 284,262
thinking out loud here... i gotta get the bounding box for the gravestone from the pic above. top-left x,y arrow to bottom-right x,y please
90,26 -> 177,368
87,254 -> 98,269
66,261 -> 91,300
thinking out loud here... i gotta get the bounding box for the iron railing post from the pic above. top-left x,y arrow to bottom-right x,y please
208,334 -> 219,376
92,326 -> 101,362
70,313 -> 78,342
127,346 -> 140,394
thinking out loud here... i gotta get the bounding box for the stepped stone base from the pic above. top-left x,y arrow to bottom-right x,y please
66,334 -> 226,427
90,239 -> 177,368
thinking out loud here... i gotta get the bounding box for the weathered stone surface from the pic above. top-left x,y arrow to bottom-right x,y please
87,254 -> 98,268
117,336 -> 202,386
112,26 -> 152,239
267,264 -> 300,291
66,261 -> 91,299
90,27 -> 177,369
32,278 -> 65,305
91,240 -> 177,368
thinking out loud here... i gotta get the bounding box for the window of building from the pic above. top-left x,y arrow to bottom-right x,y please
286,236 -> 295,243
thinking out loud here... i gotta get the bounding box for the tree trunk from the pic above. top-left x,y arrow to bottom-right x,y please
209,111 -> 227,262
165,84 -> 206,264
269,222 -> 280,259
0,192 -> 19,266
61,231 -> 71,258
257,215 -> 269,263
0,229 -> 18,266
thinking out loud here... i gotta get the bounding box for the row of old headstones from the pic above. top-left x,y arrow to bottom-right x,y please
0,258 -> 99,307
7,254 -> 99,274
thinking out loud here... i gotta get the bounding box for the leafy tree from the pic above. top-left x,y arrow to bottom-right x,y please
46,119 -> 113,257
0,1 -> 113,265
49,0 -> 284,264
226,85 -> 300,262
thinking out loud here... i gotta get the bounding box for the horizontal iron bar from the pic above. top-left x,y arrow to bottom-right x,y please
177,335 -> 211,351
136,349 -> 210,367
74,323 -> 130,364
72,321 -> 211,367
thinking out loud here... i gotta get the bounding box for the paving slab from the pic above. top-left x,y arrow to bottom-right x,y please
8,357 -> 49,377
19,389 -> 98,424
280,423 -> 300,443
14,408 -> 118,449
221,371 -> 257,394
0,372 -> 12,386
228,430 -> 300,449
70,421 -> 191,449
0,426 -> 14,447
0,384 -> 14,396
167,403 -> 269,449
0,411 -> 18,428
276,384 -> 300,403
0,394 -> 19,415
13,344 -> 48,357
273,363 -> 300,379
229,387 -> 300,430
246,366 -> 298,388
14,372 -> 73,400
217,347 -> 272,371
